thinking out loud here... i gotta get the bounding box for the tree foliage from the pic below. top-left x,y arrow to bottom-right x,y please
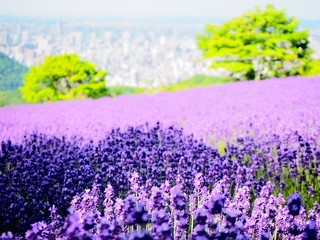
197,5 -> 313,80
304,60 -> 320,76
20,54 -> 108,103
0,90 -> 24,107
0,52 -> 28,91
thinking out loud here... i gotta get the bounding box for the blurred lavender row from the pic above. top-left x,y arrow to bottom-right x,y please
1,76 -> 320,144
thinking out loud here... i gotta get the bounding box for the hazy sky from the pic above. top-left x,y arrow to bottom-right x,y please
0,0 -> 319,21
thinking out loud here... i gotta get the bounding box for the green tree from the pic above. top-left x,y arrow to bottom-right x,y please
197,5 -> 313,80
304,59 -> 320,76
20,54 -> 108,103
0,52 -> 28,91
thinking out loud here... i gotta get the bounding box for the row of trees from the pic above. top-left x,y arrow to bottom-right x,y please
19,5 -> 319,103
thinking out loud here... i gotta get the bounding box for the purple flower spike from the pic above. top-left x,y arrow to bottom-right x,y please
133,204 -> 150,225
302,220 -> 318,240
170,186 -> 187,211
207,194 -> 225,215
194,208 -> 207,226
225,210 -> 237,226
129,230 -> 153,240
0,232 -> 13,240
260,230 -> 270,240
287,193 -> 303,216
288,222 -> 303,236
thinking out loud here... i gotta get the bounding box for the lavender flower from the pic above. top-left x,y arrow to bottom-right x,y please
1,77 -> 320,237
302,220 -> 318,240
207,194 -> 225,215
103,184 -> 114,222
287,193 -> 303,216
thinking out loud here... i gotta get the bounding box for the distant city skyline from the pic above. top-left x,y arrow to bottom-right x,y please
1,1 -> 320,88
0,0 -> 319,21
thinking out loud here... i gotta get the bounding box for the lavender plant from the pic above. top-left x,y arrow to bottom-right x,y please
12,180 -> 320,239
0,76 -> 320,238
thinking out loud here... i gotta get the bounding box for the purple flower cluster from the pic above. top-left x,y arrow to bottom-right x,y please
1,122 -> 320,237
0,124 -> 221,234
6,180 -> 319,239
0,76 -> 320,238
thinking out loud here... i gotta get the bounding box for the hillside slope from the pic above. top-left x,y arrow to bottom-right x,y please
0,52 -> 28,91
1,76 -> 320,144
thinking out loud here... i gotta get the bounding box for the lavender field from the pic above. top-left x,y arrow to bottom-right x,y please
1,76 -> 320,239
1,76 -> 320,144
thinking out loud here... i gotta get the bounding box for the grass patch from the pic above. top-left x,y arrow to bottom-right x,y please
0,90 -> 24,106
158,74 -> 233,92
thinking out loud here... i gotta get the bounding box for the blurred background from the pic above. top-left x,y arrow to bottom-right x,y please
0,0 -> 319,105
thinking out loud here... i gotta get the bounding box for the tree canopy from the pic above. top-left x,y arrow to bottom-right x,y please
0,52 -> 28,91
20,54 -> 108,103
197,5 -> 313,80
